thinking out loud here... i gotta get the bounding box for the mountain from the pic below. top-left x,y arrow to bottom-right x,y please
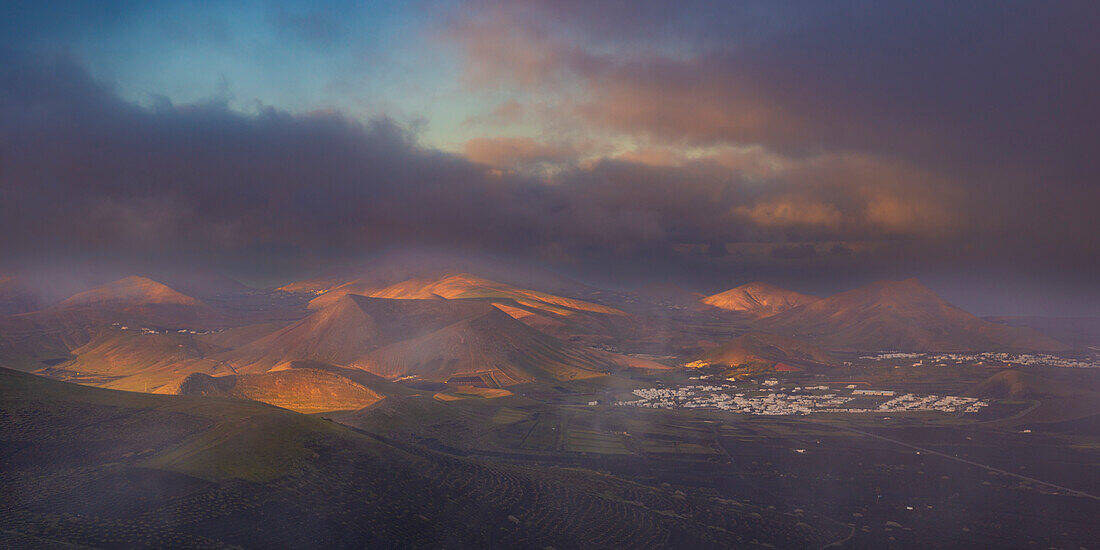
167,361 -> 408,413
1,367 -> 832,548
360,304 -> 655,385
309,272 -> 623,315
278,249 -> 592,296
305,272 -> 632,340
0,277 -> 251,376
34,324 -> 239,392
701,282 -> 818,317
966,369 -> 1078,400
60,276 -> 201,308
227,295 -> 663,384
227,295 -> 489,371
55,276 -> 215,326
761,278 -> 1067,352
0,278 -> 207,374
697,332 -> 836,369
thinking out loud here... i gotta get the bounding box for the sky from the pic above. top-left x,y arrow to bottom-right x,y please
1,0 -> 1098,315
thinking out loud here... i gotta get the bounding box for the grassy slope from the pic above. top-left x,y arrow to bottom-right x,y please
167,364 -> 403,414
1,366 -> 335,482
0,368 -> 843,548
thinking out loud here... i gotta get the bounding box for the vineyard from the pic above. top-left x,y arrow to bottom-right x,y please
0,367 -> 846,548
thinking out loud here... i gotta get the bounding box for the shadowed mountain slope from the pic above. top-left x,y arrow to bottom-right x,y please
360,305 -> 653,385
226,296 -> 491,371
761,279 -> 1067,352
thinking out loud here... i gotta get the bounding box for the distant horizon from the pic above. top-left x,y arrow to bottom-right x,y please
4,253 -> 1099,319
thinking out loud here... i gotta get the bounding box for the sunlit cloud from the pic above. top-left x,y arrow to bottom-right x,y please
736,199 -> 843,230
464,136 -> 578,168
0,0 -> 1096,310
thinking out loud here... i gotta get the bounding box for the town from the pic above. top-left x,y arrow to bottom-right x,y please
860,351 -> 1100,369
110,322 -> 219,336
614,384 -> 987,416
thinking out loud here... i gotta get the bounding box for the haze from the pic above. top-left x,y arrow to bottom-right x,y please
2,1 -> 1098,315
2,2 -> 1099,549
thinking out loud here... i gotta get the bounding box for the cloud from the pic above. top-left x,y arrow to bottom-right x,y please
464,99 -> 526,127
0,28 -> 1097,315
0,51 -> 1062,271
444,1 -> 1100,260
448,2 -> 1100,176
464,136 -> 577,168
737,199 -> 843,230
770,244 -> 817,260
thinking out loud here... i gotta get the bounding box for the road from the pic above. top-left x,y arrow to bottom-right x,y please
824,422 -> 1099,501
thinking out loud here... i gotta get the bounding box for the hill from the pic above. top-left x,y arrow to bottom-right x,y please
701,282 -> 818,317
305,273 -> 634,341
361,305 -> 657,385
60,276 -> 201,308
0,276 -> 280,373
56,276 -> 214,325
37,326 -> 232,391
309,272 -> 624,315
966,370 -> 1079,400
227,295 -> 663,384
965,369 -> 1100,424
0,302 -> 214,374
697,332 -> 836,370
168,364 -> 394,413
227,295 -> 491,371
0,367 -> 839,548
761,279 -> 1067,352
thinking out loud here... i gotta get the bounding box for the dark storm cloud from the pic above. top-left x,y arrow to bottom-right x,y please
0,51 -> 696,268
0,50 -> 969,271
455,1 -> 1100,179
1,0 -> 1099,315
447,0 -> 1100,294
0,51 -> 508,258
